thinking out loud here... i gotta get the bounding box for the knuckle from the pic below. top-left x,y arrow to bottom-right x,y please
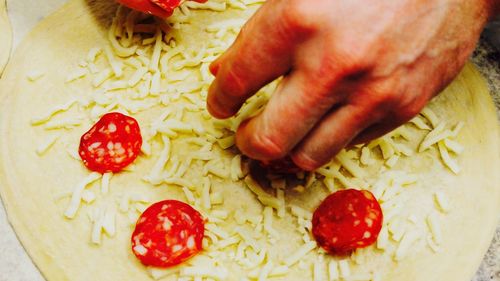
280,0 -> 317,34
360,81 -> 400,110
291,153 -> 321,172
247,132 -> 287,160
373,91 -> 399,108
366,89 -> 428,125
315,56 -> 343,84
395,97 -> 427,122
400,104 -> 422,120
335,43 -> 374,71
311,52 -> 371,94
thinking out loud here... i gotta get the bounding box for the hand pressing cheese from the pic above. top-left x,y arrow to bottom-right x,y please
207,0 -> 500,171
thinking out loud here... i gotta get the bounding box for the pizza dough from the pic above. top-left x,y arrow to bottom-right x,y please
0,0 -> 12,74
0,0 -> 499,280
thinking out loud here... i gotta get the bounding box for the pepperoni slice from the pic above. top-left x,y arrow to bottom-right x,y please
312,189 -> 383,255
259,157 -> 302,174
131,200 -> 205,267
117,0 -> 207,18
150,0 -> 182,14
79,112 -> 142,173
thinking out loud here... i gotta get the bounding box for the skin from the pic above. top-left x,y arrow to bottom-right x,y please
206,0 -> 500,171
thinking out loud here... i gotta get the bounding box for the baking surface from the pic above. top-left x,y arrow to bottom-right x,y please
470,41 -> 500,281
0,0 -> 12,74
0,1 -> 499,280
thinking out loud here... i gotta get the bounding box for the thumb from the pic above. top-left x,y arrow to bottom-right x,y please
207,0 -> 313,119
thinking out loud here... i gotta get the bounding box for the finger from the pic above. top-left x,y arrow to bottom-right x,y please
235,69 -> 345,161
350,121 -> 401,145
351,92 -> 429,144
209,58 -> 221,76
207,1 -> 309,119
290,103 -> 380,171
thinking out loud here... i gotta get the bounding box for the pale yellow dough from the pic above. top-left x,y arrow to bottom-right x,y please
0,0 -> 499,281
0,0 -> 12,74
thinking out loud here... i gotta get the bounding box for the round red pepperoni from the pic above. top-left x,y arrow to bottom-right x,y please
151,0 -> 182,14
312,189 -> 383,255
79,112 -> 142,173
131,200 -> 205,267
117,0 -> 207,18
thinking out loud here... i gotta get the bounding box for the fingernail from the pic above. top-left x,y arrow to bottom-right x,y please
291,153 -> 321,172
236,120 -> 289,162
207,80 -> 232,119
207,82 -> 223,117
209,61 -> 221,76
235,120 -> 255,157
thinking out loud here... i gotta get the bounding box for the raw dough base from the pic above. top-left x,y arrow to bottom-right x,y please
0,0 -> 499,280
0,0 -> 12,74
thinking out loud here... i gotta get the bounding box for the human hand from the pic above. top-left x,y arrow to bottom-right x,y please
117,0 -> 207,17
207,0 -> 498,171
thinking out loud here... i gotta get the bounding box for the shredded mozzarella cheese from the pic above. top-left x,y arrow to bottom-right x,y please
283,241 -> 317,266
64,173 -> 102,219
36,134 -> 60,155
